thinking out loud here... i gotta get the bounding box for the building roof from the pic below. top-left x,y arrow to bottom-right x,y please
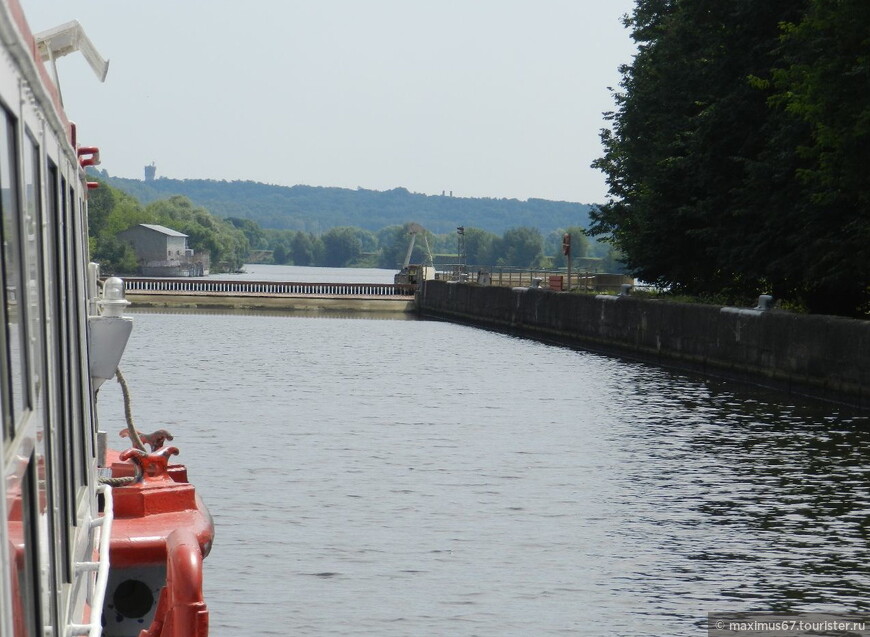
137,223 -> 188,237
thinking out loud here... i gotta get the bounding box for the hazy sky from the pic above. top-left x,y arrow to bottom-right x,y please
24,1 -> 637,203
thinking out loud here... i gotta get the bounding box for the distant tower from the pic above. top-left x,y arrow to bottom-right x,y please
144,162 -> 157,181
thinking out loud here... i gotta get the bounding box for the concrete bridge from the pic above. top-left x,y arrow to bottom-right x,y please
119,278 -> 417,313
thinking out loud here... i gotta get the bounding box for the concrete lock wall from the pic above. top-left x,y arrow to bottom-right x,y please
418,280 -> 870,410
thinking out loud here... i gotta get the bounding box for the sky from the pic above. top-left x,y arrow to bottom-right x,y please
23,1 -> 637,204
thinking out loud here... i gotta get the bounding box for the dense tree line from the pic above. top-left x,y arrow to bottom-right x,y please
96,173 -> 594,236
89,182 -> 616,274
259,222 -> 614,270
240,221 -> 614,270
591,0 -> 869,317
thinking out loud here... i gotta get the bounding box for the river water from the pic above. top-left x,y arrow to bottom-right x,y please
208,264 -> 398,284
97,267 -> 870,636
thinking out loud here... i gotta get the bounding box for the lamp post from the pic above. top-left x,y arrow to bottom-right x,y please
457,226 -> 466,280
562,233 -> 571,291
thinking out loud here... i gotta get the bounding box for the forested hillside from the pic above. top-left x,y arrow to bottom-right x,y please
97,173 -> 593,236
87,178 -> 619,276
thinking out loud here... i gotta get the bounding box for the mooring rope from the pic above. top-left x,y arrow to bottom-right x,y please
99,464 -> 142,487
97,367 -> 145,486
115,367 -> 145,452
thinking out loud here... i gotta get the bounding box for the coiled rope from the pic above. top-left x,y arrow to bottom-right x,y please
99,464 -> 141,487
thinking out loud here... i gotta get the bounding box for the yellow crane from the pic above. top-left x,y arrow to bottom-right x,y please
394,223 -> 435,285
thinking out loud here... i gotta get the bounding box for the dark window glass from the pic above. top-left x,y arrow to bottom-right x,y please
6,453 -> 44,636
57,178 -> 86,527
0,107 -> 27,438
25,134 -> 58,626
67,184 -> 88,486
47,164 -> 72,582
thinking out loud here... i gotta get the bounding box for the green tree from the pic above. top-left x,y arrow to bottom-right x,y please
376,223 -> 434,269
272,243 -> 289,265
264,228 -> 295,264
100,174 -> 594,236
547,227 -> 590,267
226,217 -> 267,250
495,227 -> 544,267
145,196 -> 249,272
352,227 -> 378,253
92,236 -> 138,274
376,225 -> 407,268
463,227 -> 497,265
762,0 -> 870,314
88,181 -> 152,273
588,0 -> 870,312
86,179 -> 114,238
291,232 -> 316,266
320,226 -> 362,267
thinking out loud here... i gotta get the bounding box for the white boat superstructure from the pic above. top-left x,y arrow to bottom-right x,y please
0,2 -> 127,635
1,4 -> 213,635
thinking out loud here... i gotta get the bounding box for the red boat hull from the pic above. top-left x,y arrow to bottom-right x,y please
104,449 -> 214,637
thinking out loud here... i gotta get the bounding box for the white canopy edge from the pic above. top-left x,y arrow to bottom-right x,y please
35,19 -> 109,82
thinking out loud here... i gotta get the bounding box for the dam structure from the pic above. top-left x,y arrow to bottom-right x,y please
119,277 -> 416,313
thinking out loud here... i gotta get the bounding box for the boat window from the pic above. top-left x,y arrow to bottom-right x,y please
22,131 -> 43,397
56,177 -> 86,515
5,453 -> 45,636
26,133 -> 59,627
47,165 -> 72,582
0,106 -> 28,439
68,183 -> 91,483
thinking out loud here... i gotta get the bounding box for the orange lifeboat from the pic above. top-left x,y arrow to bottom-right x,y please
103,435 -> 214,637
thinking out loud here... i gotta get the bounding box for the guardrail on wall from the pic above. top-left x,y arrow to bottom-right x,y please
120,278 -> 415,297
435,265 -> 634,292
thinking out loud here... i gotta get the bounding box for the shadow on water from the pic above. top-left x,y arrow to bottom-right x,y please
610,371 -> 870,619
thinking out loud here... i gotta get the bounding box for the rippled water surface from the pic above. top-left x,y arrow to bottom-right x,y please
97,308 -> 869,636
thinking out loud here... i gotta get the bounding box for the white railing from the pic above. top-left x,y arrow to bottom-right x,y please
66,485 -> 114,637
120,278 -> 415,297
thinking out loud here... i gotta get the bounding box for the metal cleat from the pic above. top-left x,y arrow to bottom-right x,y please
119,427 -> 175,451
119,446 -> 180,479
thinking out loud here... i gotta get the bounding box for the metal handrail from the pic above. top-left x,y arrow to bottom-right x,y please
118,277 -> 415,297
66,484 -> 114,637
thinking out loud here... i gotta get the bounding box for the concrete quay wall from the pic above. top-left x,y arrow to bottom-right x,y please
418,280 -> 869,409
126,292 -> 416,314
